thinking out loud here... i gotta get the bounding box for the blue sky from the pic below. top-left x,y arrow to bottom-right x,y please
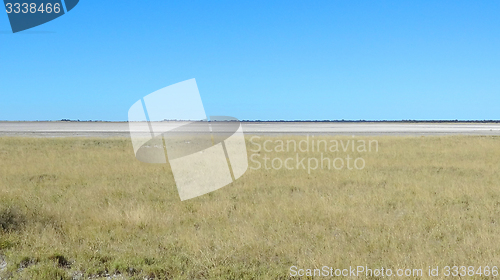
1,0 -> 499,121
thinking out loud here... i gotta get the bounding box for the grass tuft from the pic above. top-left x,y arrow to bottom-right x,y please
0,205 -> 25,233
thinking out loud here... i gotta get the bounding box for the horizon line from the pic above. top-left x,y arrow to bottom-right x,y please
2,119 -> 500,123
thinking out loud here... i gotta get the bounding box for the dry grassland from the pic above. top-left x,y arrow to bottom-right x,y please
0,136 -> 499,279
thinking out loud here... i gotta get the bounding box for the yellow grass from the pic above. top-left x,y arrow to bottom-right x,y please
0,136 -> 500,279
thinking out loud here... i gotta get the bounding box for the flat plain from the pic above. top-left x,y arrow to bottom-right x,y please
2,121 -> 500,137
0,135 -> 500,279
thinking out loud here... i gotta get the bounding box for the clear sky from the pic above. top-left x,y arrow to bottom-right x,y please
1,0 -> 499,121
